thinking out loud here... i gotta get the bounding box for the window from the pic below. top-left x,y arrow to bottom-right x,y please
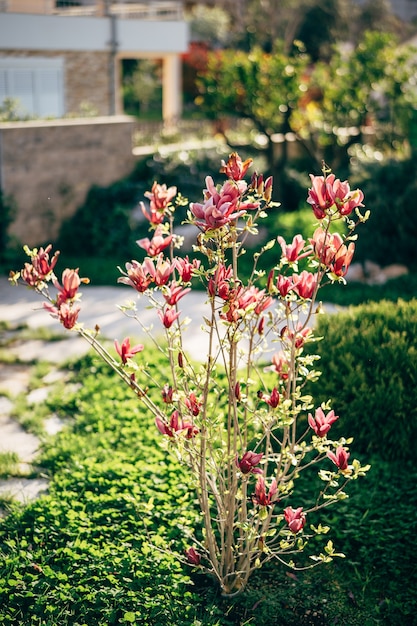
0,57 -> 64,118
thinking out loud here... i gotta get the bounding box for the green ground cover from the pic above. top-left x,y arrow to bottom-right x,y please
1,344 -> 416,625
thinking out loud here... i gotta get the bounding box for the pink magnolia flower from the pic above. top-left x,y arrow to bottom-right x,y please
44,302 -> 80,330
271,352 -> 290,380
162,281 -> 191,306
307,173 -> 364,219
293,271 -> 317,299
208,263 -> 233,299
58,302 -> 81,329
158,306 -> 181,328
222,286 -> 273,323
276,274 -> 294,298
310,228 -> 355,277
236,450 -> 263,475
259,387 -> 280,408
277,234 -> 307,263
31,244 -> 60,279
220,152 -> 253,181
175,256 -> 201,282
331,239 -> 355,277
137,225 -> 173,257
141,181 -> 177,224
184,392 -> 202,416
118,260 -> 152,293
281,325 -> 312,350
284,506 -> 306,533
327,446 -> 350,470
21,263 -> 42,287
190,176 -> 259,231
54,268 -> 82,305
308,407 -> 339,437
185,547 -> 201,566
253,476 -> 278,507
155,410 -> 198,439
144,255 -> 175,286
114,337 -> 144,365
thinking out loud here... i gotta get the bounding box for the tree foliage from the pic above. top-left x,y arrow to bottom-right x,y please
196,31 -> 417,174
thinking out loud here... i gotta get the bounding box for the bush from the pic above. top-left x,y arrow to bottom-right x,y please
306,299 -> 417,461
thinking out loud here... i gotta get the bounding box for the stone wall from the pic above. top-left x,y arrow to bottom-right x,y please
0,116 -> 136,246
0,50 -> 112,116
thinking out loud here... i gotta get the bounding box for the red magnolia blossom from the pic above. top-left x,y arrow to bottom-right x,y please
281,325 -> 312,350
144,255 -> 175,286
162,281 -> 191,306
310,228 -> 355,277
277,234 -> 307,263
54,268 -> 82,305
184,392 -> 202,416
208,263 -> 233,299
220,152 -> 253,181
44,301 -> 80,330
21,263 -> 42,287
236,450 -> 263,475
155,409 -> 199,439
137,225 -> 173,257
221,286 -> 273,323
114,337 -> 144,365
276,274 -> 294,298
330,239 -> 355,277
253,476 -> 278,507
327,446 -> 350,470
284,506 -> 306,534
190,176 -> 259,231
259,387 -> 280,408
308,407 -> 339,437
175,256 -> 201,282
31,244 -> 60,279
141,181 -> 177,224
185,547 -> 201,566
271,352 -> 290,380
158,306 -> 181,328
118,259 -> 152,293
293,271 -> 317,299
307,173 -> 364,219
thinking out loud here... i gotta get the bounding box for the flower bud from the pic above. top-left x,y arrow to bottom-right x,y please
264,176 -> 273,202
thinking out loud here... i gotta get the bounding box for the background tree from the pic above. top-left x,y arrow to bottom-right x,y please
197,31 -> 417,189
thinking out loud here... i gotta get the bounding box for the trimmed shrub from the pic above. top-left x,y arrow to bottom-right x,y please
307,299 -> 417,461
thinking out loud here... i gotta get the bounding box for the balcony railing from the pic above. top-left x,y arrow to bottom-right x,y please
0,1 -> 184,20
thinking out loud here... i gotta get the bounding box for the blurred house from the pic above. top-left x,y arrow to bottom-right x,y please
0,0 -> 188,122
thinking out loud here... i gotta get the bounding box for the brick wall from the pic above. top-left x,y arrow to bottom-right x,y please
0,116 -> 136,246
0,50 -> 112,116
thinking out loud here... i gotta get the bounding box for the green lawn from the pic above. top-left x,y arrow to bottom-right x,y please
1,350 -> 416,625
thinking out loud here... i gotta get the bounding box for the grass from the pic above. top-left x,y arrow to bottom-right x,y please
0,350 -> 416,625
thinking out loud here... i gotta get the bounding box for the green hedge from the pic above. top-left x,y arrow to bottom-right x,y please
308,299 -> 417,461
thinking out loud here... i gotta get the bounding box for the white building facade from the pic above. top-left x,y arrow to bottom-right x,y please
0,1 -> 188,121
